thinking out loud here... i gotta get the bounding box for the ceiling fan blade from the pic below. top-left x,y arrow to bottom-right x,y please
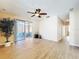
27,11 -> 35,14
40,13 -> 47,15
31,15 -> 35,17
36,8 -> 41,12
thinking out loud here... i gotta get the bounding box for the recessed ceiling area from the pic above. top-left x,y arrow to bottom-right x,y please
0,0 -> 79,18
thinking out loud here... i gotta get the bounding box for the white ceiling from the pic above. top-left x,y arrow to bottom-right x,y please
0,0 -> 79,18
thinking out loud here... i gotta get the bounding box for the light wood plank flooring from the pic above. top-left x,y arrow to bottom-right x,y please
0,38 -> 79,59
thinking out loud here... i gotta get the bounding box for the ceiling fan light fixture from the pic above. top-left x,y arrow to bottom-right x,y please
35,13 -> 39,16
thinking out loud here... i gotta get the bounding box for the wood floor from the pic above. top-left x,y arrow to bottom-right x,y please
0,38 -> 79,59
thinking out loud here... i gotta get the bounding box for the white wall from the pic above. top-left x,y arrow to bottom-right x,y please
39,16 -> 61,41
67,9 -> 79,47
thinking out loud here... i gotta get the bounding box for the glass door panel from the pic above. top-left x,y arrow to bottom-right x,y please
29,23 -> 32,37
25,22 -> 32,37
25,22 -> 28,37
16,20 -> 25,41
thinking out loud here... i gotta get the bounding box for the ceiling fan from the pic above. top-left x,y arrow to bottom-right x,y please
27,8 -> 47,18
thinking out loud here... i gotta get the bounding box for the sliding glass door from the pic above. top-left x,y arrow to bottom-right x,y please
15,20 -> 25,41
15,20 -> 32,42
